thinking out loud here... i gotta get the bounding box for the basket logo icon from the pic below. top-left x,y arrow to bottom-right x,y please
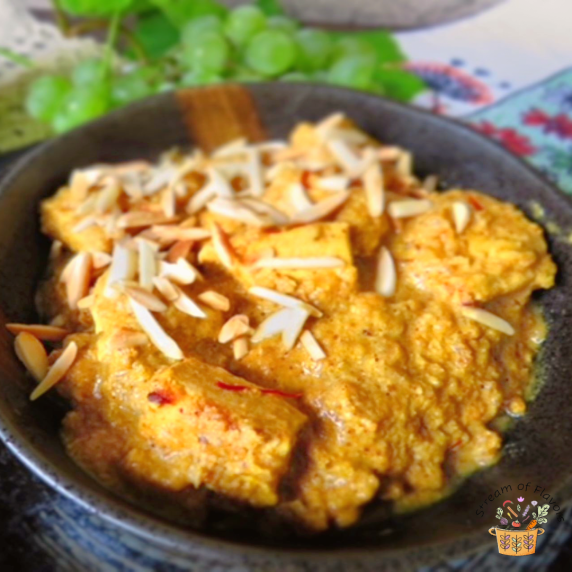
488,498 -> 548,556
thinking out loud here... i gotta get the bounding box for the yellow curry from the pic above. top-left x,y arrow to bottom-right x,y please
8,114 -> 556,532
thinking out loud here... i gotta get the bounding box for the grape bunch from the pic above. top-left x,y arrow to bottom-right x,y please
25,2 -> 423,134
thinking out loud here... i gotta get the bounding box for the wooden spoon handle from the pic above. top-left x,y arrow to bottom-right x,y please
176,84 -> 267,153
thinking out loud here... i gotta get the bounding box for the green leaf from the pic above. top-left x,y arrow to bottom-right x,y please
373,68 -> 425,102
149,0 -> 228,27
133,10 -> 180,59
256,0 -> 285,16
59,0 -> 135,17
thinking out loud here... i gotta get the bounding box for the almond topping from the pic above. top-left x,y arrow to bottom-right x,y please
77,294 -> 95,310
96,178 -> 121,213
125,285 -> 167,312
30,341 -> 78,401
91,251 -> 112,269
240,198 -> 289,225
375,247 -> 396,297
150,225 -> 211,243
318,175 -> 350,192
300,330 -> 326,361
452,201 -> 472,234
6,323 -> 69,341
289,182 -> 313,211
378,146 -> 402,162
218,315 -> 251,343
66,252 -> 92,310
138,238 -> 157,291
251,308 -> 294,344
69,170 -> 92,201
117,211 -> 178,229
388,199 -> 432,219
282,308 -> 310,351
153,276 -> 179,302
159,258 -> 200,285
197,290 -> 230,311
363,161 -> 385,217
211,222 -> 235,269
186,183 -> 217,214
14,332 -> 49,381
207,198 -> 268,226
249,286 -> 322,318
395,150 -> 413,178
172,287 -> 207,319
167,240 -> 193,263
130,299 -> 183,360
105,242 -> 137,297
460,307 -> 515,336
161,188 -> 176,218
109,329 -> 149,350
326,139 -> 362,175
232,337 -> 249,360
72,216 -> 97,233
212,137 -> 247,158
290,191 -> 350,224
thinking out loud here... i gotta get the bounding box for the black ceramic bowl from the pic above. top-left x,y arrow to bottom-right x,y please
1,84 -> 572,570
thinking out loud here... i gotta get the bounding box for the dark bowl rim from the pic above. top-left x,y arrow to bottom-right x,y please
0,82 -> 570,564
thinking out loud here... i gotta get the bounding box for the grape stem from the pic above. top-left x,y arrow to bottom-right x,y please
103,11 -> 122,78
51,0 -> 71,35
0,47 -> 34,68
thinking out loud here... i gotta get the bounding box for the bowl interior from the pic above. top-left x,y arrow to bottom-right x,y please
0,83 -> 572,565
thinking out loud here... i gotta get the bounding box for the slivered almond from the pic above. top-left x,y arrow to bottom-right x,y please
117,211 -> 178,229
388,199 -> 432,219
138,238 -> 156,291
96,178 -> 121,213
316,112 -> 345,139
375,247 -> 396,297
272,147 -> 307,163
161,188 -> 176,218
14,332 -> 49,381
198,290 -> 230,311
212,137 -> 247,158
106,242 -> 137,297
232,337 -> 249,360
290,191 -> 350,224
395,150 -> 413,178
282,308 -> 310,351
363,161 -> 385,217
207,166 -> 234,198
452,201 -> 472,233
256,140 -> 287,153
326,139 -> 362,175
211,222 -> 235,269
249,286 -> 322,318
109,329 -> 149,350
218,315 -> 251,343
77,294 -> 95,310
289,182 -> 313,211
110,160 -> 151,175
300,330 -> 326,361
91,251 -> 112,269
422,174 -> 438,191
460,307 -> 515,335
172,288 -> 207,319
251,308 -> 293,343
207,198 -> 268,226
66,252 -> 92,309
318,175 -> 350,192
240,198 -> 289,225
30,341 -> 78,401
125,285 -> 167,312
72,216 -> 97,233
252,257 -> 344,270
328,128 -> 369,146
378,146 -> 402,162
69,170 -> 91,201
167,240 -> 193,263
153,276 -> 179,302
187,183 -> 217,214
143,166 -> 176,195
246,148 -> 264,197
76,193 -> 98,216
130,299 -> 183,360
159,258 -> 200,285
150,225 -> 211,242
264,162 -> 288,182
6,324 -> 69,341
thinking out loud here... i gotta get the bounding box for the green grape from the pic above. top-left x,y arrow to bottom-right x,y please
133,11 -> 180,60
181,15 -> 223,46
59,0 -> 134,17
245,30 -> 296,77
332,37 -> 377,64
327,55 -> 375,90
225,5 -> 266,46
25,75 -> 72,122
295,29 -> 333,72
111,73 -> 151,107
230,67 -> 264,82
180,69 -> 223,87
53,85 -> 110,133
280,72 -> 309,82
71,58 -> 105,87
182,31 -> 229,73
267,15 -> 299,35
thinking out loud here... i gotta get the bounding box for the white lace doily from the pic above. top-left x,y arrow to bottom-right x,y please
0,0 -> 104,152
